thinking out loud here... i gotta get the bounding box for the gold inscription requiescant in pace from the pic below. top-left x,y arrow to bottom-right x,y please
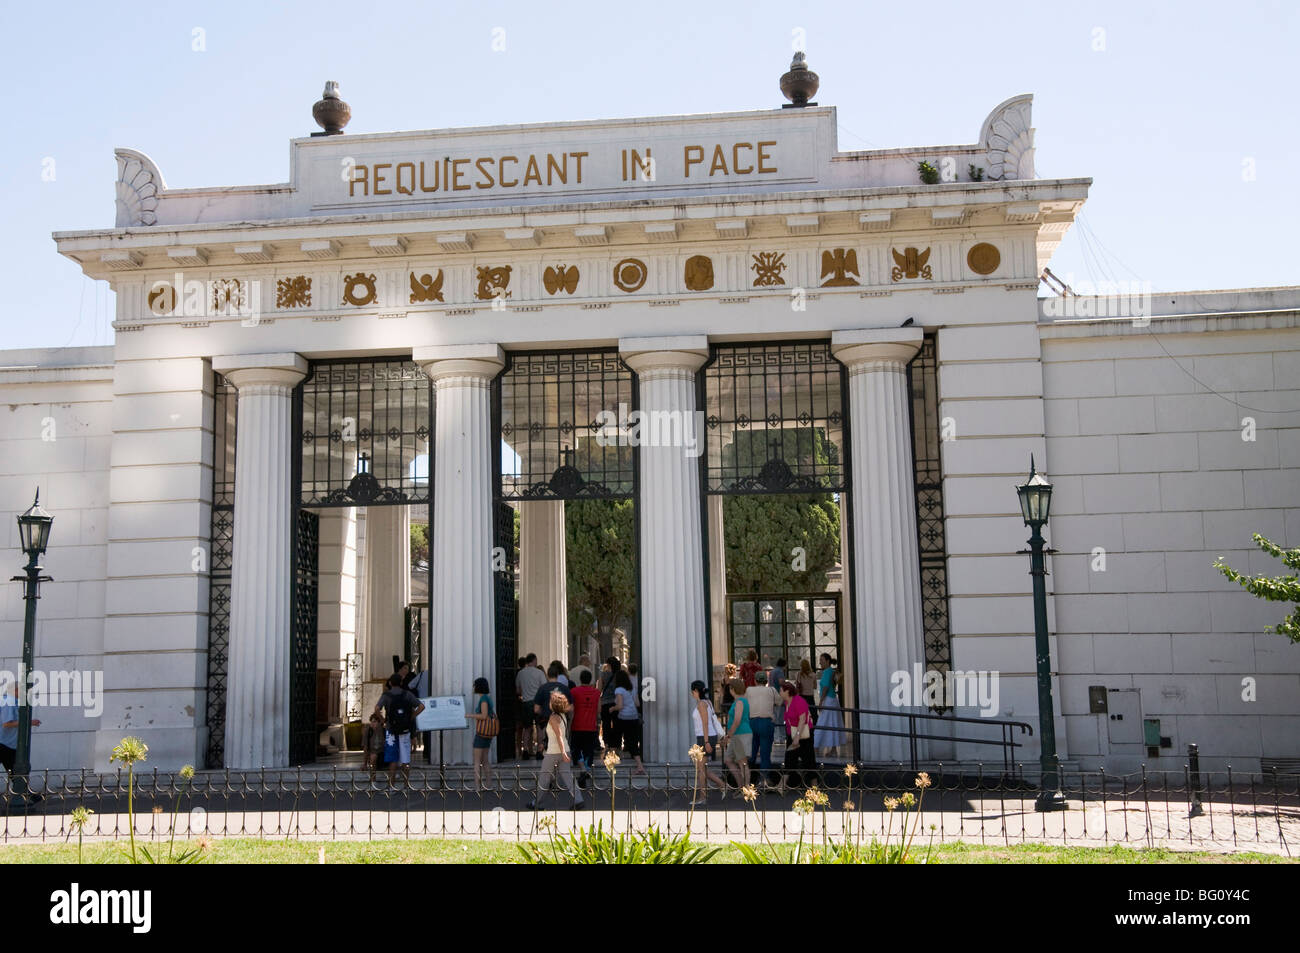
684,255 -> 714,291
543,265 -> 580,295
342,273 -> 378,306
820,248 -> 860,287
345,142 -> 781,197
613,258 -> 648,293
277,275 -> 312,309
148,282 -> 176,315
475,266 -> 512,301
409,271 -> 445,303
891,247 -> 933,282
966,242 -> 1000,276
751,252 -> 787,287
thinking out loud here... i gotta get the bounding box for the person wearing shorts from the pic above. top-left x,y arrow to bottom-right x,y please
466,676 -> 497,792
690,680 -> 726,797
723,678 -> 752,791
374,674 -> 424,784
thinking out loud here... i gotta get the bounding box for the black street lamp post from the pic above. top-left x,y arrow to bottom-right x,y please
10,490 -> 53,797
1015,458 -> 1067,812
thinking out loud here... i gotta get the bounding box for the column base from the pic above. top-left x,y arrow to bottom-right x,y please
1035,790 -> 1070,812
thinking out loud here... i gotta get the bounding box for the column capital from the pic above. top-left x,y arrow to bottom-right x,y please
413,343 -> 505,383
212,352 -> 308,393
619,335 -> 709,378
831,328 -> 923,369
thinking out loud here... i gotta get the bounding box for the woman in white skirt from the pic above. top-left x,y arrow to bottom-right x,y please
813,653 -> 846,757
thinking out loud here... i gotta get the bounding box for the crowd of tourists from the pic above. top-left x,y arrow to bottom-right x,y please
693,650 -> 846,797
361,650 -> 846,804
505,653 -> 646,806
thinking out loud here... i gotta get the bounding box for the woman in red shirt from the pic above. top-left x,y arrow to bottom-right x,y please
739,649 -> 761,687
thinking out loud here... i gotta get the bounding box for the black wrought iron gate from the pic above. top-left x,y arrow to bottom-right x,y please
290,509 -> 320,765
493,500 -> 518,759
491,348 -> 638,761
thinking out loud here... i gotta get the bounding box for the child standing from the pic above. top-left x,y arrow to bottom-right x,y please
362,712 -> 385,781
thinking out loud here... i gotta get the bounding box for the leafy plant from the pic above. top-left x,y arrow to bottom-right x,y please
139,842 -> 205,865
732,769 -> 935,864
1215,534 -> 1300,642
518,819 -> 719,865
918,161 -> 940,185
109,736 -> 148,864
159,765 -> 203,863
968,164 -> 985,182
68,806 -> 93,864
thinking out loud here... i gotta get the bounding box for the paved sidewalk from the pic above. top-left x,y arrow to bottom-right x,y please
3,762 -> 1296,855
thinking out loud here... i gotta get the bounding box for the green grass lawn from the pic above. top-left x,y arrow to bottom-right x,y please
0,838 -> 1290,864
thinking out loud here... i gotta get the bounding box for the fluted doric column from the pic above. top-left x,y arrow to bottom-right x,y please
414,344 -> 504,764
831,329 -> 926,763
620,336 -> 709,764
212,352 -> 308,769
519,500 -> 568,665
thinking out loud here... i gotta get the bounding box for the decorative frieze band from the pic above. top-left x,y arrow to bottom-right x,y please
119,232 -> 1030,324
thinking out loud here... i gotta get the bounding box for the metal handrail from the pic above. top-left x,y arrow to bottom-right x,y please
810,703 -> 1034,773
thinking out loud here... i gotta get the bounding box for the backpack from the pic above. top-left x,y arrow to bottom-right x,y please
385,691 -> 415,735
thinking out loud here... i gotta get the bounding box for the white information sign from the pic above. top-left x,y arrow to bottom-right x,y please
415,696 -> 467,732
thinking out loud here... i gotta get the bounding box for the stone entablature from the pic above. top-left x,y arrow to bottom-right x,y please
91,222 -> 1068,332
104,96 -> 1040,229
62,181 -> 1086,285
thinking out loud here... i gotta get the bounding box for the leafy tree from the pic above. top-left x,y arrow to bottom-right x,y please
1214,534 -> 1300,643
724,494 -> 840,593
409,521 -> 429,568
720,426 -> 840,488
565,498 -> 637,659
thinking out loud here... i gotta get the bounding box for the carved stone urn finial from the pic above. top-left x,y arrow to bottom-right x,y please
780,52 -> 819,107
312,81 -> 351,136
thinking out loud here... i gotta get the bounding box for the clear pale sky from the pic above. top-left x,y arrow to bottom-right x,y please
1,0 -> 1295,351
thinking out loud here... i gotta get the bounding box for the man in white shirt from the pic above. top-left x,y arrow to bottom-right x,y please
746,671 -> 777,779
515,654 -> 547,758
569,654 -> 594,688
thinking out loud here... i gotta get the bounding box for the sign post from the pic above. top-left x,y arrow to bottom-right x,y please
415,696 -> 468,786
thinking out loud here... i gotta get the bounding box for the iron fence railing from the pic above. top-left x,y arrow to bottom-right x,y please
813,704 -> 1034,772
2,764 -> 1296,854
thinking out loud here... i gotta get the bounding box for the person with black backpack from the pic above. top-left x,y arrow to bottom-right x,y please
374,673 -> 425,785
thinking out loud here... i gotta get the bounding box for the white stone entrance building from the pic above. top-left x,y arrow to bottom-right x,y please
2,80 -> 1297,774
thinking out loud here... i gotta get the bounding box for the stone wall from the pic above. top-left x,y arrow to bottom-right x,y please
0,347 -> 114,770
1040,297 -> 1300,772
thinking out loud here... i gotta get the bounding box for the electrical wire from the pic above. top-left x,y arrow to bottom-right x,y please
1056,213 -> 1300,415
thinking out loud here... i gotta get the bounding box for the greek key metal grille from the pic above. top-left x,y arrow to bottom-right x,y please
496,350 -> 635,500
290,509 -> 319,766
703,342 -> 847,494
204,373 -> 237,769
300,359 -> 432,507
908,336 -> 954,698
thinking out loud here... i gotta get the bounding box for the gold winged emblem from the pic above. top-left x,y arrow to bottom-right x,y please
891,247 -> 932,281
820,248 -> 860,286
409,270 -> 445,304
